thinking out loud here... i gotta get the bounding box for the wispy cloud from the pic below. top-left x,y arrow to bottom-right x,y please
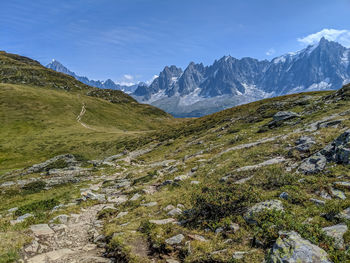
298,28 -> 350,47
123,74 -> 134,80
266,48 -> 275,56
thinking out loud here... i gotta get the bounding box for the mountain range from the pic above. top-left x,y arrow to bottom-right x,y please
133,37 -> 350,117
46,60 -> 139,94
47,37 -> 350,117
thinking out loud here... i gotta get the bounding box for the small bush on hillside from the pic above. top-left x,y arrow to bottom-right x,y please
187,184 -> 261,225
45,159 -> 68,170
22,181 -> 46,194
15,198 -> 59,216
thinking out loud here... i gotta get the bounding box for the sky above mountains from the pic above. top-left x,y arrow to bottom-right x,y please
1,0 -> 350,84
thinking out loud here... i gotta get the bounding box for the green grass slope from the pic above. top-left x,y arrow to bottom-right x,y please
0,52 -> 176,173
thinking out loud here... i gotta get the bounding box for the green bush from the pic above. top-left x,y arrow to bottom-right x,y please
188,184 -> 261,225
44,159 -> 68,170
15,198 -> 59,216
22,181 -> 46,194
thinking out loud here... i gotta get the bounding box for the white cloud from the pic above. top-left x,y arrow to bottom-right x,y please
123,74 -> 133,80
266,48 -> 276,56
146,75 -> 158,85
298,28 -> 350,47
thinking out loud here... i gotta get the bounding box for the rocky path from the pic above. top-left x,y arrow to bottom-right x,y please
24,204 -> 112,263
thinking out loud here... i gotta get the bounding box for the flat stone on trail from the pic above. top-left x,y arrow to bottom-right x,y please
149,218 -> 176,225
30,224 -> 54,236
27,248 -> 74,262
165,234 -> 185,245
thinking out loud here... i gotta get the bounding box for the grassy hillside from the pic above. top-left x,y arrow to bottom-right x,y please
2,50 -> 350,263
0,52 -> 176,174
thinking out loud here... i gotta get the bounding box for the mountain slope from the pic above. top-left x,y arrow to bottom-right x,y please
3,83 -> 350,262
0,51 -> 175,173
133,38 -> 350,117
46,59 -> 139,93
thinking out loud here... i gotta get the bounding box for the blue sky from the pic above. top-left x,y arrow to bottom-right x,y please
1,0 -> 350,84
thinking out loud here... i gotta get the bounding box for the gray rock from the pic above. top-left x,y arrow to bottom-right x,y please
187,234 -> 208,242
215,227 -> 224,234
116,212 -> 128,219
165,234 -> 185,245
268,231 -> 332,263
310,198 -> 326,206
129,193 -> 141,201
168,208 -> 182,216
244,200 -> 284,224
141,201 -> 158,207
191,180 -> 200,185
10,213 -> 33,225
149,218 -> 176,225
164,205 -> 176,211
51,214 -> 70,224
8,207 -> 18,213
330,188 -> 346,200
25,154 -> 77,174
81,191 -> 106,202
295,136 -> 316,153
318,120 -> 342,129
334,181 -> 350,189
268,111 -> 300,128
298,153 -> 327,174
30,224 -> 54,236
322,223 -> 348,249
174,174 -> 190,182
232,251 -> 248,260
107,195 -> 128,204
337,207 -> 350,220
279,192 -> 289,200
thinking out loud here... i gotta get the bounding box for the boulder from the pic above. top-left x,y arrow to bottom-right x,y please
298,153 -> 327,174
268,111 -> 300,128
244,200 -> 284,224
322,223 -> 348,249
267,231 -> 332,263
295,136 -> 316,153
330,188 -> 346,200
165,234 -> 185,245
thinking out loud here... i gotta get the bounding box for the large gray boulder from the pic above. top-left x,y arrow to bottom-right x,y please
267,231 -> 332,263
268,111 -> 300,128
298,153 -> 327,174
322,223 -> 348,249
298,130 -> 350,174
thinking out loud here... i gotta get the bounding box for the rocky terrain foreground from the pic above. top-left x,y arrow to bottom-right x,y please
2,84 -> 350,262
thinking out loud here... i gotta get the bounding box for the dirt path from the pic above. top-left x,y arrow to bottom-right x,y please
24,204 -> 112,263
76,104 -> 97,131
